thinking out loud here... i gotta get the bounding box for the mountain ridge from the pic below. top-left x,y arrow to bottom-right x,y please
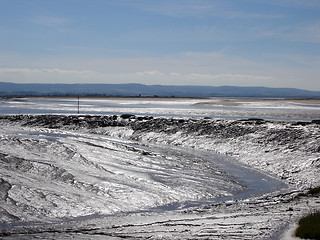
1,81 -> 320,98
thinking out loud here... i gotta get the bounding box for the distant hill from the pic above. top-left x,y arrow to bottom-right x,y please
1,81 -> 320,98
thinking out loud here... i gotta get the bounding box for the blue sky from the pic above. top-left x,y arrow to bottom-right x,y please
0,0 -> 319,90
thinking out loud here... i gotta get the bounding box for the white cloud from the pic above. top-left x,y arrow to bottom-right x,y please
170,72 -> 181,76
136,71 -> 164,76
0,68 -> 41,74
1,50 -> 319,90
43,68 -> 93,74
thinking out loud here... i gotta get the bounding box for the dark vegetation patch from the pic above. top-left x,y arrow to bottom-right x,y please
292,120 -> 320,126
292,121 -> 312,126
295,211 -> 320,239
120,114 -> 135,119
295,186 -> 320,239
239,118 -> 267,125
312,119 -> 320,125
297,186 -> 320,197
307,186 -> 320,195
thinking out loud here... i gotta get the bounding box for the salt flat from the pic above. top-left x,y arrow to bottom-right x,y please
1,97 -> 320,120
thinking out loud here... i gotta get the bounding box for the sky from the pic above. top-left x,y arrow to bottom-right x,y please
0,0 -> 319,91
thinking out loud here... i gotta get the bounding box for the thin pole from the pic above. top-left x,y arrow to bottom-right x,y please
77,97 -> 80,114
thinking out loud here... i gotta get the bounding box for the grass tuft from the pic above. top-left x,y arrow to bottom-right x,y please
295,211 -> 320,239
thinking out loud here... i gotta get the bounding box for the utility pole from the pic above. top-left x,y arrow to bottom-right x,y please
77,97 -> 80,114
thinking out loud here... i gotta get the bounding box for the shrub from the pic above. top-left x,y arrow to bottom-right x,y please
308,186 -> 320,195
295,211 -> 320,239
297,186 -> 320,198
293,121 -> 312,126
120,114 -> 135,119
311,120 -> 320,125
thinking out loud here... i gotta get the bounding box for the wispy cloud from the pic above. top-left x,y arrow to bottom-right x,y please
260,22 -> 320,43
114,0 -> 215,18
264,0 -> 320,9
189,73 -> 275,81
0,68 -> 92,74
0,68 -> 41,74
0,67 -> 95,84
31,16 -> 71,27
262,53 -> 320,68
1,49 -> 319,90
114,0 -> 284,19
220,11 -> 285,20
127,70 -> 279,87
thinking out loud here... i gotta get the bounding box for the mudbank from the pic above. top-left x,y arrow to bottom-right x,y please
0,114 -> 319,239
